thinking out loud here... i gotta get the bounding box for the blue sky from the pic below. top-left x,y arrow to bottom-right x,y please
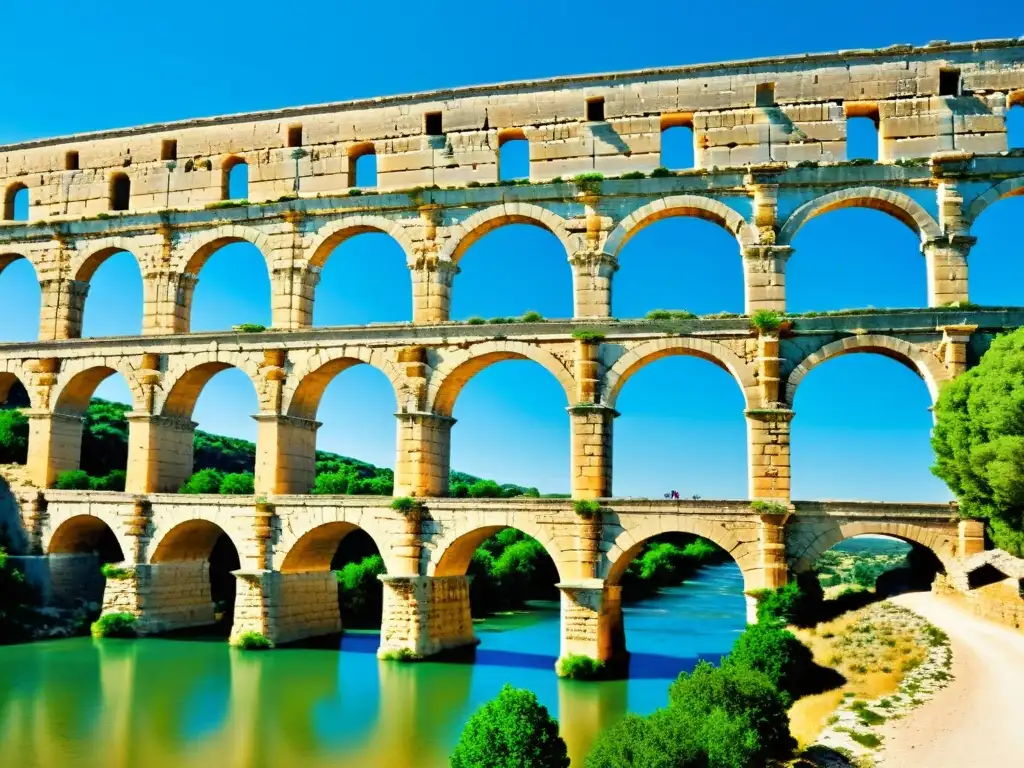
1,1 -> 1022,501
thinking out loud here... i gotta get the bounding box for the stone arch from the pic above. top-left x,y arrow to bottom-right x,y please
784,334 -> 948,407
428,520 -> 569,581
0,361 -> 38,408
45,512 -> 128,563
788,522 -> 956,575
158,352 -> 264,419
438,203 -> 576,265
52,362 -> 146,417
306,215 -> 416,269
150,517 -> 242,564
72,238 -> 142,283
778,187 -> 941,245
283,348 -> 406,420
3,181 -> 28,221
176,224 -> 271,276
966,177 -> 1024,225
0,251 -> 38,281
426,341 -> 576,417
602,337 -> 758,410
604,195 -> 759,257
276,519 -> 397,574
602,516 -> 759,592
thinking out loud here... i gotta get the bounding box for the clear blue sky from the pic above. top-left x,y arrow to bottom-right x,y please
1,1 -> 1022,501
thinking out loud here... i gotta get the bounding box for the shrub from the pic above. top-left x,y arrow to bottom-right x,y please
91,612 -> 137,638
556,654 -> 606,680
219,472 -> 255,494
650,167 -> 674,178
450,684 -> 569,768
619,171 -> 646,180
100,563 -> 132,580
313,470 -> 349,494
390,496 -> 420,513
89,470 -> 126,491
337,554 -> 386,627
646,309 -> 672,320
573,499 -> 601,519
179,468 -> 225,494
380,647 -> 417,661
233,323 -> 266,333
751,499 -> 788,516
572,330 -> 605,343
724,622 -> 814,701
750,309 -> 784,333
669,310 -> 697,319
466,316 -> 486,325
234,631 -> 272,650
586,711 -> 704,768
0,409 -> 28,464
520,310 -> 544,322
348,188 -> 363,196
54,469 -> 91,490
0,546 -> 40,643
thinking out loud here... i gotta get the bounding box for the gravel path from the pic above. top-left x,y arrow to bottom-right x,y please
877,591 -> 1024,767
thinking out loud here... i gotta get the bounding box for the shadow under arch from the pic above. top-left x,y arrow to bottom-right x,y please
278,521 -> 393,575
47,514 -> 125,607
430,523 -> 568,582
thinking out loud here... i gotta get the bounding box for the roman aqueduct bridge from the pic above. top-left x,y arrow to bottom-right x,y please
1,38 -> 1022,664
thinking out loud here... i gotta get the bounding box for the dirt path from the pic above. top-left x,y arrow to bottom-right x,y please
877,591 -> 1024,767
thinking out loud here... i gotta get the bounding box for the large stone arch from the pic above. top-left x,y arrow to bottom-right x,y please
72,237 -> 143,283
788,521 -> 957,575
965,177 -> 1024,225
778,187 -> 942,245
604,195 -> 759,257
427,517 -> 569,582
157,351 -> 265,419
275,517 -> 398,575
0,361 -> 38,408
602,515 -> 760,592
0,251 -> 39,281
426,340 -> 576,417
45,511 -> 129,562
306,215 -> 416,268
176,224 -> 271,276
51,361 -> 146,416
784,334 -> 948,406
602,337 -> 758,410
438,203 -> 577,265
149,515 -> 244,564
283,347 -> 408,420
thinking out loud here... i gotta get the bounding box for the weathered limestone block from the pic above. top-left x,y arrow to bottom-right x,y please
746,409 -> 793,501
958,519 -> 986,558
38,279 -> 88,341
378,575 -> 475,658
271,264 -> 320,330
393,413 -> 453,497
922,235 -> 973,307
742,245 -> 791,313
570,252 -> 616,319
253,414 -> 319,495
101,562 -> 215,634
25,411 -> 84,488
229,570 -> 341,646
125,414 -> 196,493
569,404 -> 615,499
411,261 -> 456,324
141,271 -> 196,335
557,581 -> 625,664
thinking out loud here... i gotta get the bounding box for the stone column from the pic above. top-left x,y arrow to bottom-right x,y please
377,575 -> 477,659
393,412 -> 454,497
922,235 -> 973,307
957,519 -> 986,558
411,261 -> 457,324
557,580 -> 625,667
755,331 -> 783,406
24,410 -> 83,487
253,414 -> 319,495
745,408 -> 793,501
270,265 -> 320,330
570,252 -> 616,319
142,270 -> 197,335
742,245 -> 791,314
940,324 -> 977,378
229,569 -> 342,646
125,413 -> 196,493
38,278 -> 88,341
569,404 -> 615,500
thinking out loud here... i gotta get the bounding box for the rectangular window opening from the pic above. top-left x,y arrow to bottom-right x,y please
939,68 -> 961,96
586,97 -> 605,122
161,139 -> 178,161
846,116 -> 879,161
425,112 -> 443,136
755,82 -> 776,107
64,151 -> 79,171
287,125 -> 303,147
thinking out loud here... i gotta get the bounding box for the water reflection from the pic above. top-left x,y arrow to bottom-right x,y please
0,563 -> 746,768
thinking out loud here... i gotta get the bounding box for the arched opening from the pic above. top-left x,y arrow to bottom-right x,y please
187,240 -> 271,333
0,254 -> 40,341
450,224 -> 573,320
152,520 -> 241,634
349,144 -> 377,188
1008,103 -> 1023,149
109,173 -> 130,212
0,374 -> 30,468
791,354 -> 949,501
846,116 -> 879,161
788,208 -> 925,313
311,231 -> 411,326
498,131 -> 529,181
222,157 -> 248,200
810,534 -> 942,598
48,515 -> 125,608
613,357 -> 747,498
612,217 -> 744,318
964,194 -> 1024,305
4,183 -> 28,221
661,123 -> 695,170
77,248 -> 144,337
52,368 -> 135,491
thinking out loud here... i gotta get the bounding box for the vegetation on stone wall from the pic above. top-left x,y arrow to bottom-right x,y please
0,544 -> 40,644
90,612 -> 137,639
932,326 -> 1024,555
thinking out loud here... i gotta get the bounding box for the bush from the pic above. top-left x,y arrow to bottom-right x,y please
390,496 -> 420,512
101,563 -> 131,580
336,554 -> 386,627
313,471 -> 349,494
556,654 -> 606,680
450,684 -> 569,768
751,499 -> 788,516
521,310 -> 544,322
219,472 -> 255,494
54,469 -> 91,490
573,499 -> 601,519
180,468 -> 225,494
89,470 -> 126,491
650,167 -> 674,178
750,309 -> 784,333
0,409 -> 28,464
0,546 -> 40,643
468,479 -> 504,498
586,711 -> 704,768
646,309 -> 672,320
466,316 -> 486,325
91,612 -> 137,638
234,631 -> 272,650
233,323 -> 266,333
724,622 -> 814,701
572,330 -> 605,343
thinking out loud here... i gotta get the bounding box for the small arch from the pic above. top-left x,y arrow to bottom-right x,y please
151,518 -> 240,563
4,183 -> 28,221
73,241 -> 141,283
279,521 -> 393,574
788,523 -> 955,576
605,195 -> 757,258
160,359 -> 262,420
439,204 -> 576,265
48,514 -> 125,560
779,187 -> 941,245
179,225 -> 270,276
348,143 -> 377,188
0,368 -> 32,408
430,524 -> 567,581
285,351 -> 405,420
47,514 -> 127,607
52,365 -> 144,418
427,342 -> 576,417
222,156 -> 248,200
109,173 -> 131,212
498,129 -> 529,181
966,176 -> 1024,225
783,335 -> 948,407
603,338 -> 757,411
306,216 -> 416,269
660,115 -> 695,170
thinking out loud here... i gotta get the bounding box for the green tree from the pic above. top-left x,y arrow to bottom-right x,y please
336,554 -> 386,627
313,470 -> 350,494
180,468 -> 225,494
54,469 -> 91,490
932,326 -> 1024,553
219,472 -> 255,494
0,546 -> 39,643
723,623 -> 814,702
0,409 -> 28,464
450,684 -> 569,768
586,711 -> 704,768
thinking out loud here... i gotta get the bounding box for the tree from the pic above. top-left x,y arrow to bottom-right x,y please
932,327 -> 1024,554
219,472 -> 255,494
180,468 -> 224,494
723,622 -> 814,702
0,409 -> 28,464
450,684 -> 569,768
